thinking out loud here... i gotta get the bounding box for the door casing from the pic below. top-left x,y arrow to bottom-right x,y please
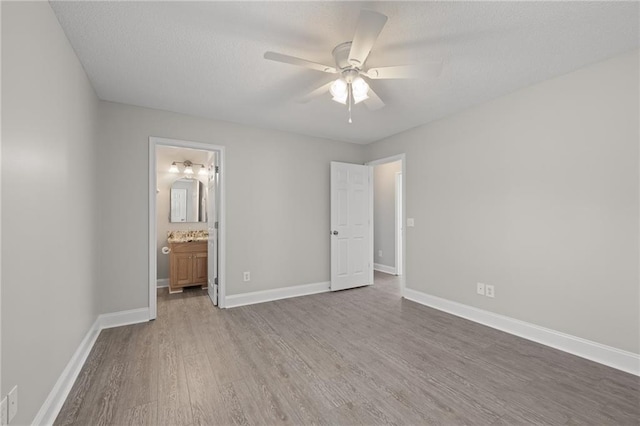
366,154 -> 406,296
148,136 -> 227,319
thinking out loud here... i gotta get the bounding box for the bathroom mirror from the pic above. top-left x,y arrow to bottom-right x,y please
170,178 -> 207,223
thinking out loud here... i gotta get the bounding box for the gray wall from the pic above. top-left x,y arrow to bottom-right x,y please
1,2 -> 100,424
366,50 -> 640,354
374,161 -> 401,270
97,101 -> 364,313
1,4 -> 637,423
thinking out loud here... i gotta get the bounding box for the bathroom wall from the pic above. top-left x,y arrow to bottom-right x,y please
1,2 -> 101,424
156,146 -> 210,282
373,160 -> 402,271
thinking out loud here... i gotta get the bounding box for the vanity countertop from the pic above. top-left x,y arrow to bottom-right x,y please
167,230 -> 208,243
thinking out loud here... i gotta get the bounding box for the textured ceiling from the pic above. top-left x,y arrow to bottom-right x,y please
50,1 -> 639,144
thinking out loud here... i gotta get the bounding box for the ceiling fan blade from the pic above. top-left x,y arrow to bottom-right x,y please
298,81 -> 334,103
348,10 -> 388,68
264,51 -> 337,74
366,62 -> 443,79
364,88 -> 385,110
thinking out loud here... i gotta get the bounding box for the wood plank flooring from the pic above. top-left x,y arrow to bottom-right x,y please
55,273 -> 640,425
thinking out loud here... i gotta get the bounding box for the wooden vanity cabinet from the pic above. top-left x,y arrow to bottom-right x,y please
169,241 -> 208,293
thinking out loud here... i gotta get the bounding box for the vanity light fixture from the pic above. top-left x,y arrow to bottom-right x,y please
169,160 -> 207,176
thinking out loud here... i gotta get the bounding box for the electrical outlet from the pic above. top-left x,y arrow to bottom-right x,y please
1,396 -> 7,426
378,250 -> 383,257
486,285 -> 495,298
477,282 -> 485,295
243,271 -> 250,282
7,386 -> 17,423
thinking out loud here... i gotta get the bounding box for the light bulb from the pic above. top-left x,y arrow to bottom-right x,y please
332,94 -> 348,105
352,77 -> 369,104
198,166 -> 208,176
353,93 -> 369,104
184,165 -> 193,175
169,162 -> 179,173
330,78 -> 348,99
352,77 -> 369,97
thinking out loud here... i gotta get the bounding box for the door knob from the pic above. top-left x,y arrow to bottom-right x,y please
332,230 -> 338,235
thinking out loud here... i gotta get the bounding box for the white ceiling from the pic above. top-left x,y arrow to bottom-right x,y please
50,1 -> 639,144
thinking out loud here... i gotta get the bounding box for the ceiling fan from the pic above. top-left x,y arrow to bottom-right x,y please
264,10 -> 442,123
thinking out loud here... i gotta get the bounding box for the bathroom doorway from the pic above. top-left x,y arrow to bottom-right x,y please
149,137 -> 226,320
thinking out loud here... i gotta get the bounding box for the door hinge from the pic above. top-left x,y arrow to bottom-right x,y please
214,221 -> 219,229
215,166 -> 220,173
214,277 -> 218,285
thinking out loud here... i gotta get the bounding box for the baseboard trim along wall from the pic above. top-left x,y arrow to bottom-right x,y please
32,307 -> 151,426
99,307 -> 151,329
31,318 -> 101,426
374,263 -> 397,275
157,278 -> 169,288
403,287 -> 640,376
225,281 -> 331,308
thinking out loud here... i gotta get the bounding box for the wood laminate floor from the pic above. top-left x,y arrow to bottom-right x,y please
55,273 -> 639,425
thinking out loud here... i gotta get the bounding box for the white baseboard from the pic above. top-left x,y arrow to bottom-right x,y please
404,288 -> 640,376
374,263 -> 397,275
225,281 -> 330,308
99,307 -> 150,329
31,317 -> 101,426
33,308 -> 150,425
157,278 -> 169,288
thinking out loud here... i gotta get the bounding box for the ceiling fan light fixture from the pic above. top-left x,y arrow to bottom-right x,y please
353,92 -> 369,104
352,76 -> 369,96
332,94 -> 348,105
330,78 -> 348,99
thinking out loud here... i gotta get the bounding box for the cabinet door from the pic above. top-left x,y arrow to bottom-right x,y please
192,252 -> 208,285
174,252 -> 194,286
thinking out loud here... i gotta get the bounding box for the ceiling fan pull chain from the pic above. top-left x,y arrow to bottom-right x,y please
348,83 -> 353,124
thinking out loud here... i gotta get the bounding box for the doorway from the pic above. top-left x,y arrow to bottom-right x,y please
367,154 -> 405,296
148,137 -> 226,320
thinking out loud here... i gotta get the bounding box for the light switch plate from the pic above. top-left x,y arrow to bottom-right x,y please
477,283 -> 485,295
407,218 -> 415,227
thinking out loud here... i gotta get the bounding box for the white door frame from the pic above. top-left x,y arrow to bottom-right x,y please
395,171 -> 403,276
366,154 -> 406,296
148,136 -> 227,319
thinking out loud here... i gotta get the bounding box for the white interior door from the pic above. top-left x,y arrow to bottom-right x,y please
207,162 -> 218,306
330,161 -> 373,291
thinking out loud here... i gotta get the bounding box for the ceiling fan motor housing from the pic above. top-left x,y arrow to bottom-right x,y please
332,41 -> 357,71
